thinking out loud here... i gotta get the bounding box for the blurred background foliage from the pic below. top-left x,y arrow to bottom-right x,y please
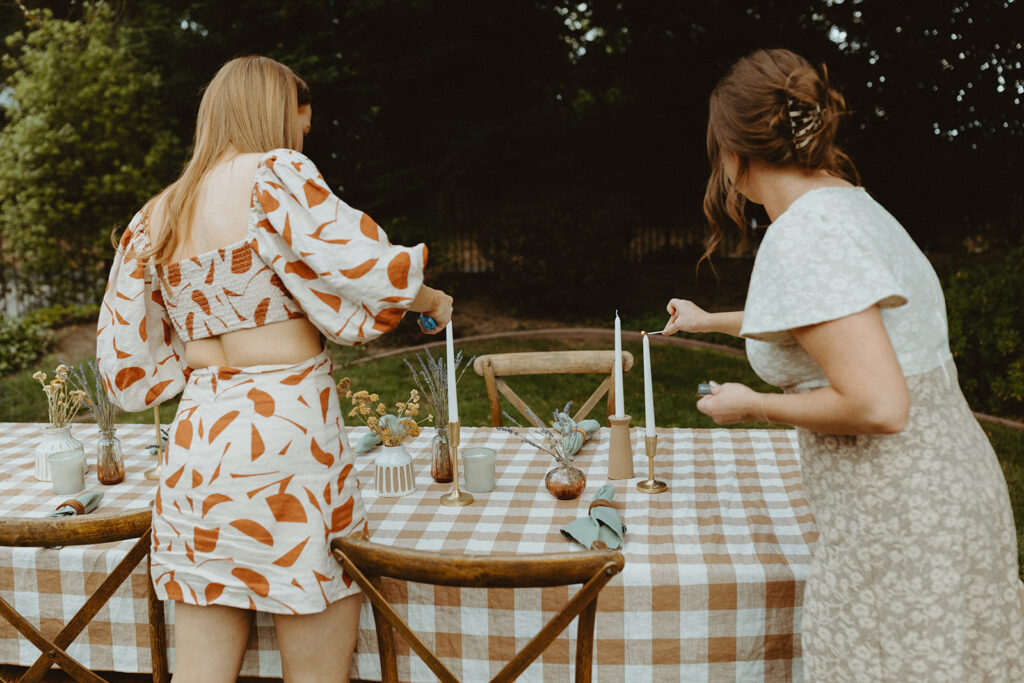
0,0 -> 1022,416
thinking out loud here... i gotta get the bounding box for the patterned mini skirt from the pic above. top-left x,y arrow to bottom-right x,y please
150,348 -> 366,614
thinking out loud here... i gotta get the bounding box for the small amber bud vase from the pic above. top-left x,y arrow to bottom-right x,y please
96,428 -> 125,485
431,429 -> 453,483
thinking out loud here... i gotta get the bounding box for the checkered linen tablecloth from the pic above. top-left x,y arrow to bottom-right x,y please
0,422 -> 816,681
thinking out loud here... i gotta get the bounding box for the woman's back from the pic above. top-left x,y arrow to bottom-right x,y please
152,153 -> 323,369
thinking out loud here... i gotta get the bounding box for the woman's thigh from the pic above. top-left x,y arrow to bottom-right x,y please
172,602 -> 253,682
273,593 -> 363,683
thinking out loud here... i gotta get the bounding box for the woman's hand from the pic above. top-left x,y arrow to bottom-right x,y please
696,381 -> 760,425
419,289 -> 453,334
664,298 -> 709,335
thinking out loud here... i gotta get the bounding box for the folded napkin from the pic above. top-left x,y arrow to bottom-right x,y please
46,492 -> 104,518
560,484 -> 626,550
553,412 -> 600,457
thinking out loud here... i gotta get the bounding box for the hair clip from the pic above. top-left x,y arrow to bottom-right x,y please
786,97 -> 823,150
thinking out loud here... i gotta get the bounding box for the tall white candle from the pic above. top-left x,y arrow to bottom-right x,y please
613,312 -> 625,416
642,333 -> 655,433
446,322 -> 459,423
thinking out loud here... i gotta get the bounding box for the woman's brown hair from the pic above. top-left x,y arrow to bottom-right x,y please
702,49 -> 859,260
121,56 -> 310,266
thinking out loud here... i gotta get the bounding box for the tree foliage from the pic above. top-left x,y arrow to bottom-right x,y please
0,1 -> 179,304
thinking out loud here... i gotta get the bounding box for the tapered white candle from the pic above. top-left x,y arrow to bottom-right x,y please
613,312 -> 625,416
446,322 -> 459,423
642,332 -> 655,433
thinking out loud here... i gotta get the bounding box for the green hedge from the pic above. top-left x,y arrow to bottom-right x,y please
945,245 -> 1024,420
0,316 -> 51,377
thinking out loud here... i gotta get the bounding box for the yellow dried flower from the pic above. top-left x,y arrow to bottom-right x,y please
376,403 -> 386,415
369,393 -> 379,402
32,371 -> 45,384
349,407 -> 359,417
336,377 -> 352,398
367,416 -> 379,427
359,404 -> 371,416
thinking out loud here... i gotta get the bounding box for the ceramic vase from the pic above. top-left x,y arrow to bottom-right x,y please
544,463 -> 586,500
374,445 -> 416,497
34,425 -> 84,482
96,428 -> 125,485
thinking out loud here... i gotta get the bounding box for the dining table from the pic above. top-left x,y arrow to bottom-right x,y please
0,421 -> 817,681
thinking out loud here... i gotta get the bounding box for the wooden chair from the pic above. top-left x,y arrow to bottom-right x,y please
0,508 -> 168,683
473,350 -> 635,427
332,532 -> 624,683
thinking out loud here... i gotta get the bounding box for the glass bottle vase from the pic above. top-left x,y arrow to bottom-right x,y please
96,429 -> 125,485
431,431 -> 453,483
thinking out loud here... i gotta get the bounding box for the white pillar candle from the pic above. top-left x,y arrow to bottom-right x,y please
642,332 -> 655,434
446,322 -> 459,423
49,450 -> 85,495
613,312 -> 625,416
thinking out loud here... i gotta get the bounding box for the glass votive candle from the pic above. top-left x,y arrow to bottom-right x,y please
462,447 -> 497,493
48,450 -> 86,495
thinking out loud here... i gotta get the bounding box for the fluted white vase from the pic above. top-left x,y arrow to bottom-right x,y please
34,425 -> 84,482
374,445 -> 416,497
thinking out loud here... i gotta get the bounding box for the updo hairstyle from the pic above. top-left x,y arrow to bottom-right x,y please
702,49 -> 859,259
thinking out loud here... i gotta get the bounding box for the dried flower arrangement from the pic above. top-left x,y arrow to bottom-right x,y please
402,348 -> 475,430
32,363 -> 85,428
499,402 -> 588,499
337,378 -> 433,447
70,359 -> 119,432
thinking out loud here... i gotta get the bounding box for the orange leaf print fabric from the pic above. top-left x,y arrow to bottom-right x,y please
96,211 -> 186,412
150,348 -> 366,615
250,148 -> 428,345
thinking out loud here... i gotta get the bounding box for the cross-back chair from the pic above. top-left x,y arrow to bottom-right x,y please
473,350 -> 634,428
0,508 -> 168,683
332,532 -> 624,683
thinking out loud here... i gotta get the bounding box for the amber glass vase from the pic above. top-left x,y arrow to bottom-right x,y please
544,463 -> 586,500
96,429 -> 125,485
431,431 -> 453,483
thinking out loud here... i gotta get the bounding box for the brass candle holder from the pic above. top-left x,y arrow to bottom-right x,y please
144,406 -> 162,481
439,420 -> 473,507
636,433 -> 667,494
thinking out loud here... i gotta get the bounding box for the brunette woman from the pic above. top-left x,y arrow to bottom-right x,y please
664,49 -> 1023,680
97,56 -> 453,681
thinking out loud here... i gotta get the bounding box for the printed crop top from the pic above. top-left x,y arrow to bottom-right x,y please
96,148 -> 428,412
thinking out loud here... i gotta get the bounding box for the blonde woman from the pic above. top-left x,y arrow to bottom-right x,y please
97,56 -> 453,681
665,49 -> 1023,680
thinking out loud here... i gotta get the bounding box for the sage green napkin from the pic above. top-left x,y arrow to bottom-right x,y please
555,415 -> 600,457
560,484 -> 626,550
46,491 -> 104,518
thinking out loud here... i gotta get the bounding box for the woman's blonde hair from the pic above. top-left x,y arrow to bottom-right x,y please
131,56 -> 310,265
702,49 -> 859,262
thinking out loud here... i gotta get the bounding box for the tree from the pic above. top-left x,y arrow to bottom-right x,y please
0,1 -> 179,306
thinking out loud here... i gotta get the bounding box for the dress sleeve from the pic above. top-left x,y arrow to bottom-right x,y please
96,211 -> 188,412
249,149 -> 428,346
740,209 -> 908,344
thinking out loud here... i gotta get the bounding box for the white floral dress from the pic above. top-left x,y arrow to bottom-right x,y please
741,187 -> 1024,681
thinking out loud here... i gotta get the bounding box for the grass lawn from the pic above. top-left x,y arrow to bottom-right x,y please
4,336 -> 1023,575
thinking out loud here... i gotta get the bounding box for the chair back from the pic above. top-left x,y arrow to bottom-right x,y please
473,350 -> 634,427
0,508 -> 168,682
332,532 -> 624,683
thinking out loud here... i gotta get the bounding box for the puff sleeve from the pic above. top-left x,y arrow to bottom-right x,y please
96,211 -> 187,412
740,200 -> 909,344
249,148 -> 428,345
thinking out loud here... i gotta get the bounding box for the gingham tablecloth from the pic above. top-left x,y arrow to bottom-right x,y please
0,422 -> 816,681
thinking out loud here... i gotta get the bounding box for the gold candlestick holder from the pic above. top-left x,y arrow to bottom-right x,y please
144,406 -> 162,481
636,433 -> 667,494
607,414 -> 635,480
439,420 -> 473,507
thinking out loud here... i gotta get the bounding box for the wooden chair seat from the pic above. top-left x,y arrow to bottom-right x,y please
473,350 -> 634,427
332,532 -> 624,682
0,508 -> 168,683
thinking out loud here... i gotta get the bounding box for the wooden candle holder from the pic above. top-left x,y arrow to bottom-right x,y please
607,415 -> 635,480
